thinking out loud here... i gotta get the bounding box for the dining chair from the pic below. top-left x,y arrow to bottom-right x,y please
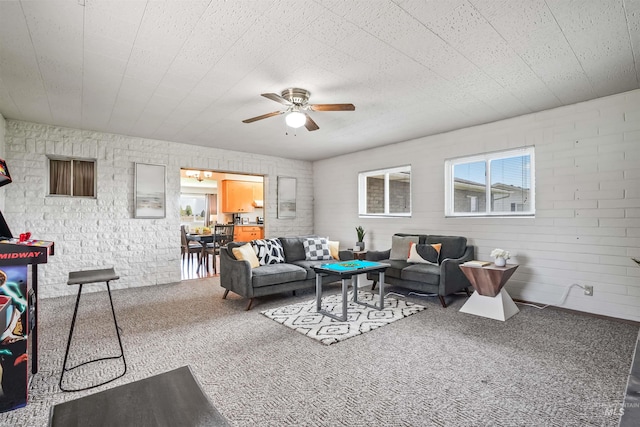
181,226 -> 202,269
204,224 -> 235,274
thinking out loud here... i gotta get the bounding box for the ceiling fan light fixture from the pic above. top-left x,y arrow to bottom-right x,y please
285,111 -> 306,128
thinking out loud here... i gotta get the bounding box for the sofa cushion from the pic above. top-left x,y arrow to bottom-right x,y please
292,259 -> 340,280
303,237 -> 333,260
396,233 -> 427,244
226,241 -> 246,253
251,263 -> 308,288
278,236 -> 315,263
231,243 -> 260,268
408,242 -> 441,265
426,235 -> 467,260
390,235 -> 419,260
372,259 -> 409,279
401,263 -> 441,285
252,238 -> 285,265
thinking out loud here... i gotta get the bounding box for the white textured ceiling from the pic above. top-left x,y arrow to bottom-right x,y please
0,0 -> 638,161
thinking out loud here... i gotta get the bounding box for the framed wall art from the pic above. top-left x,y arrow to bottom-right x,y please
134,162 -> 166,218
277,176 -> 296,219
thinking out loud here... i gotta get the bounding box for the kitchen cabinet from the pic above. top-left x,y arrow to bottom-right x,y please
253,183 -> 263,206
234,226 -> 263,242
222,180 -> 254,213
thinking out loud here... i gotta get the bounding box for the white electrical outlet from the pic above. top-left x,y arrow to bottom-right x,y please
584,285 -> 593,296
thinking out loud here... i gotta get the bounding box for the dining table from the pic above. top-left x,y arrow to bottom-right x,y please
187,233 -> 215,245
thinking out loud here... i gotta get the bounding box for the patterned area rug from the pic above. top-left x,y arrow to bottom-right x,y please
261,291 -> 426,345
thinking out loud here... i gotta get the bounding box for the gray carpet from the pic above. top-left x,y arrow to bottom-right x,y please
1,277 -> 637,426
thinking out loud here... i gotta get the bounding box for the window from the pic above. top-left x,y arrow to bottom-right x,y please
445,147 -> 534,217
358,165 -> 411,217
49,158 -> 96,197
180,194 -> 207,229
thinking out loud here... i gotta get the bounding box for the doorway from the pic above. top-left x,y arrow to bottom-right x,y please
179,169 -> 264,280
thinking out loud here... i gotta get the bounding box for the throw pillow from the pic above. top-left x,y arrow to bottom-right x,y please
231,242 -> 260,268
303,237 -> 333,261
389,235 -> 419,260
407,242 -> 442,265
251,238 -> 286,265
328,240 -> 340,260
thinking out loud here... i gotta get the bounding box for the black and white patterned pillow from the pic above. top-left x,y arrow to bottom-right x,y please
303,237 -> 333,261
251,238 -> 286,265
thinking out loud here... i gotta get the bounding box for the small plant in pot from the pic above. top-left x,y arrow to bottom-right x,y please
355,226 -> 366,251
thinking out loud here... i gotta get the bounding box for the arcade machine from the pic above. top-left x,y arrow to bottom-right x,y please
0,158 -> 54,412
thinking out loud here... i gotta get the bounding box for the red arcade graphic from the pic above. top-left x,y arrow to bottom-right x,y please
0,265 -> 28,412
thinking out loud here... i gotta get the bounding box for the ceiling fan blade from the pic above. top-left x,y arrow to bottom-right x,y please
304,114 -> 319,131
261,93 -> 292,106
309,103 -> 355,111
242,111 -> 283,123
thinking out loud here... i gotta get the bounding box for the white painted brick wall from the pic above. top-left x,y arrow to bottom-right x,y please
4,120 -> 314,298
313,89 -> 640,322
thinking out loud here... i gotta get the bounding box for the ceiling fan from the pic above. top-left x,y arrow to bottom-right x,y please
242,88 -> 355,131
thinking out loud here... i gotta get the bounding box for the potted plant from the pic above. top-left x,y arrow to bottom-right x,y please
490,248 -> 510,267
355,226 -> 366,251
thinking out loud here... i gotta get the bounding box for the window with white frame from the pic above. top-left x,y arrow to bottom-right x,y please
48,157 -> 96,197
358,165 -> 411,217
445,147 -> 534,217
179,193 -> 207,229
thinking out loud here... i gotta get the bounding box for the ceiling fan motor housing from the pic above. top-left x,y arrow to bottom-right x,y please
281,88 -> 310,105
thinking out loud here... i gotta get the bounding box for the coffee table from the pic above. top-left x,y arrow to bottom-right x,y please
312,260 -> 390,322
459,263 -> 519,321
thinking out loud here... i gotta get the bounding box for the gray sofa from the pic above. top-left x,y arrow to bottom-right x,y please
219,236 -> 353,310
365,233 -> 474,307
